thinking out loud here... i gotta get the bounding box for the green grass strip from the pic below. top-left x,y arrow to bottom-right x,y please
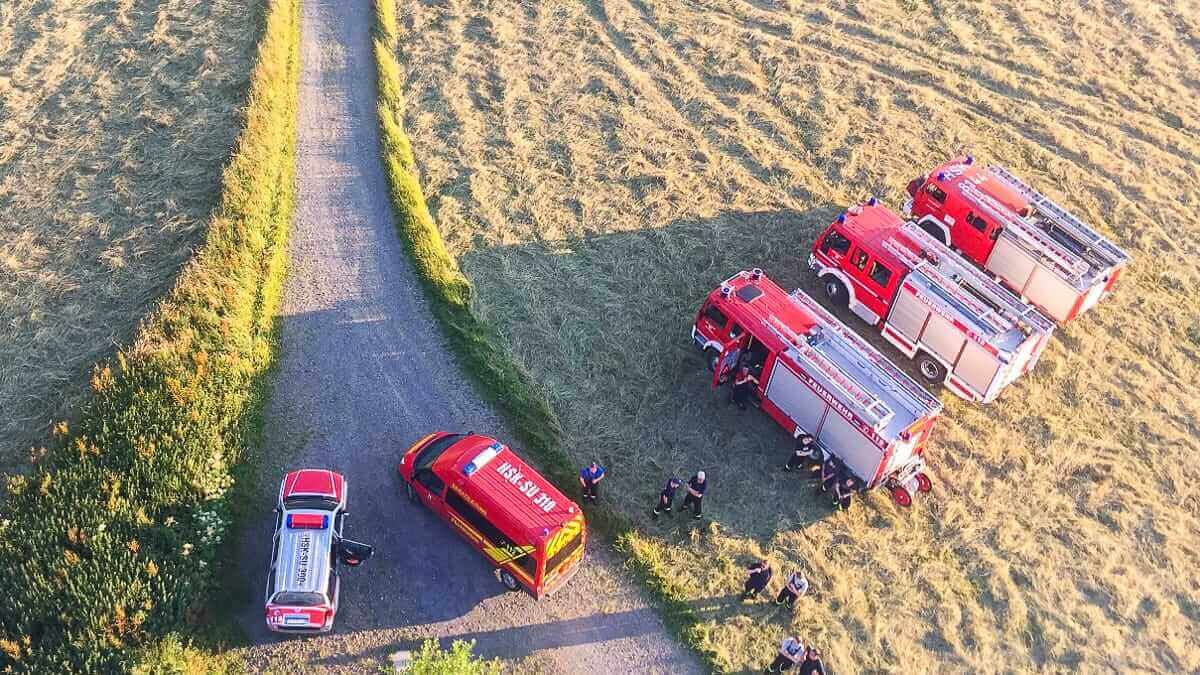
0,0 -> 300,670
371,1 -> 720,670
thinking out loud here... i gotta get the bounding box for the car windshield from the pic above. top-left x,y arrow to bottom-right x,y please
282,495 -> 339,511
271,591 -> 325,607
414,433 -> 464,472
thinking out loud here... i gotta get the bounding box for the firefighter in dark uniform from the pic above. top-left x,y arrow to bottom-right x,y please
731,365 -> 758,411
783,433 -> 818,472
740,559 -> 773,600
682,471 -> 707,519
652,476 -> 683,517
832,471 -> 860,510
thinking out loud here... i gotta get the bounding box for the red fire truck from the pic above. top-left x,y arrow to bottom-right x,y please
809,199 -> 1055,402
692,270 -> 943,505
903,156 -> 1131,323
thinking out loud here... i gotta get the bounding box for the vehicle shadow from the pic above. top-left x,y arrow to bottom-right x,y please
306,594 -> 752,668
455,206 -> 943,548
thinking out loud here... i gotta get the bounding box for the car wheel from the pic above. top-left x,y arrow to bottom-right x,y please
823,277 -> 849,308
499,570 -> 520,592
916,353 -> 946,384
890,485 -> 913,507
405,481 -> 420,505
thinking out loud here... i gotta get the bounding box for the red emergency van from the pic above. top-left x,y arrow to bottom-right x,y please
692,270 -> 944,505
398,432 -> 585,597
810,199 -> 1055,402
904,156 -> 1131,322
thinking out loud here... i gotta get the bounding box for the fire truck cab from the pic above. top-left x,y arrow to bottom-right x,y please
904,156 -> 1131,323
810,200 -> 1055,402
692,270 -> 943,505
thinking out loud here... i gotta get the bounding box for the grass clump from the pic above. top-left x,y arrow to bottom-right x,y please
401,639 -> 501,675
0,0 -> 300,669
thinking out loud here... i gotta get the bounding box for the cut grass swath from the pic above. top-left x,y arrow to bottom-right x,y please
370,0 -> 720,669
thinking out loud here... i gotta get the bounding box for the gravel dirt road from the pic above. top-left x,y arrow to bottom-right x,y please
230,1 -> 702,673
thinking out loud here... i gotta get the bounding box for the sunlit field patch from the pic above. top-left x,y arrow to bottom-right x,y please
395,0 -> 1200,671
0,0 -> 266,469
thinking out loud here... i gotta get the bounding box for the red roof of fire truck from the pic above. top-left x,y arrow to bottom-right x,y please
905,156 -> 1131,322
810,200 -> 1055,402
693,271 -> 942,504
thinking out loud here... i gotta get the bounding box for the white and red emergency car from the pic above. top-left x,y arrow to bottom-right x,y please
692,270 -> 943,505
809,199 -> 1055,402
903,156 -> 1131,323
264,469 -> 374,634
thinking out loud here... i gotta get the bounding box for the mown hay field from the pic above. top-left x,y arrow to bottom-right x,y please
0,0 -> 266,470
396,0 -> 1200,671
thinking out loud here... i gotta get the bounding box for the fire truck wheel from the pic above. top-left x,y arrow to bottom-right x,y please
916,353 -> 946,384
890,485 -> 913,507
405,480 -> 420,505
499,569 -> 520,591
915,473 -> 933,493
822,277 -> 849,308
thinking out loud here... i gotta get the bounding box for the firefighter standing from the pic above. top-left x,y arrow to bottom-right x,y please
832,471 -> 859,510
731,365 -> 758,411
797,646 -> 826,675
741,559 -> 773,600
579,461 -> 605,502
766,635 -> 805,672
682,471 -> 707,519
783,433 -> 818,472
652,476 -> 683,517
775,569 -> 809,608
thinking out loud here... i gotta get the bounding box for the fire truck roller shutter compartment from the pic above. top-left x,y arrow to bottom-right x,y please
887,287 -> 930,346
985,234 -> 1038,295
953,339 -> 1000,397
817,410 -> 884,483
764,361 -> 828,436
1023,265 -> 1080,323
919,311 -> 966,368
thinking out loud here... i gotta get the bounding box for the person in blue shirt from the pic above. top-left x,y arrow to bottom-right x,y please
579,461 -> 605,502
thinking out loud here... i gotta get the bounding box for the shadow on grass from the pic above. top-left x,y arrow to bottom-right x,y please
303,593 -> 783,668
456,205 -> 943,551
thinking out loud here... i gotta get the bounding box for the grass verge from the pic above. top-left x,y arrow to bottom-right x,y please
370,0 -> 718,669
0,0 -> 300,669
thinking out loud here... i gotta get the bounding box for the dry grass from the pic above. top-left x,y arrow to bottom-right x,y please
0,0 -> 266,470
394,0 -> 1200,672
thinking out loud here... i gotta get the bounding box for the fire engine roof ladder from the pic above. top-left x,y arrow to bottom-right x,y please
765,315 -> 895,430
889,221 -> 1052,337
880,235 -> 1007,337
785,291 -> 941,415
988,165 -> 1130,269
957,178 -> 1091,284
